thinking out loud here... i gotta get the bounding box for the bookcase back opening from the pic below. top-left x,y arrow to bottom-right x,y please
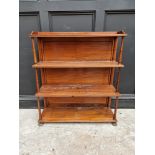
40,37 -> 115,61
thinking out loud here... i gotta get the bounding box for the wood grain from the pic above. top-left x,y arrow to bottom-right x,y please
33,61 -> 124,68
40,106 -> 116,123
36,84 -> 120,97
46,97 -> 107,104
43,41 -> 113,61
44,68 -> 110,85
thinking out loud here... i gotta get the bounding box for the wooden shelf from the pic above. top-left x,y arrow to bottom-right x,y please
36,84 -> 120,97
30,31 -> 127,38
40,106 -> 116,123
33,61 -> 124,68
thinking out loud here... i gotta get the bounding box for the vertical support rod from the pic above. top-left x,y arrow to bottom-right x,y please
116,68 -> 121,92
113,32 -> 125,121
112,37 -> 118,61
42,69 -> 47,108
113,34 -> 124,120
38,38 -> 47,108
110,37 -> 118,84
108,98 -> 111,108
110,68 -> 114,85
35,68 -> 41,120
113,96 -> 119,120
37,97 -> 42,120
35,69 -> 40,92
114,68 -> 121,120
109,37 -> 118,108
31,36 -> 42,121
31,37 -> 37,63
118,37 -> 124,63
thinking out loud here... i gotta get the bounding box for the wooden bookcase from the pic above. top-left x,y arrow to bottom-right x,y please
30,31 -> 127,125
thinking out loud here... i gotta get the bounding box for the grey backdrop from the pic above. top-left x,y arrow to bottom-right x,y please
19,0 -> 135,108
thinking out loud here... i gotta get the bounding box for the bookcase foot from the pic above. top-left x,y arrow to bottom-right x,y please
112,122 -> 117,126
38,120 -> 44,126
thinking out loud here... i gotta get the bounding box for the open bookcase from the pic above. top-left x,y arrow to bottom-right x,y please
30,31 -> 127,125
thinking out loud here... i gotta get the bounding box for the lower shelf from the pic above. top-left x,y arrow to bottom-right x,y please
39,106 -> 116,123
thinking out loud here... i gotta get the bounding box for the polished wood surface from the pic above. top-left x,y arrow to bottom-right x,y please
30,31 -> 126,123
44,68 -> 110,85
33,61 -> 124,68
40,107 -> 116,123
42,40 -> 114,61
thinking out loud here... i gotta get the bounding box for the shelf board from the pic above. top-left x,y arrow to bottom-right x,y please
32,61 -> 124,68
30,31 -> 127,38
40,106 -> 116,123
36,84 -> 120,97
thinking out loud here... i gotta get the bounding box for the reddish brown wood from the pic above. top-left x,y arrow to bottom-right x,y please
35,69 -> 39,92
42,39 -> 114,61
31,38 -> 37,63
33,61 -> 124,68
36,84 -> 120,97
46,97 -> 107,105
37,97 -> 42,120
110,37 -> 118,84
116,68 -> 121,92
113,97 -> 119,120
112,37 -> 118,61
118,37 -> 125,63
38,39 -> 48,108
30,31 -> 127,38
44,68 -> 110,85
30,31 -> 126,123
40,107 -> 116,123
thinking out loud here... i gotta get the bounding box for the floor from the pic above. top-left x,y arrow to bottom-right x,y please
19,109 -> 134,155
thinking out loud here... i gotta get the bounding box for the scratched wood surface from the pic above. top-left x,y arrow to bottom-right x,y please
36,84 -> 120,97
40,106 -> 116,123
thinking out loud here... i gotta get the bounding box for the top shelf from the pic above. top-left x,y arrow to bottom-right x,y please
30,31 -> 127,38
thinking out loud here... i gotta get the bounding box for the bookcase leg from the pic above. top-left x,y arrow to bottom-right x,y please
112,122 -> 117,126
37,97 -> 42,121
107,97 -> 111,108
38,120 -> 44,126
113,96 -> 119,120
44,98 -> 47,108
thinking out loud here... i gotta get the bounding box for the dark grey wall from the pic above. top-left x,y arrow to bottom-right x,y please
19,0 -> 135,107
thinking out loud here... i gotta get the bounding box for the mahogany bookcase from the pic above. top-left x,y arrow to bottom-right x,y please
30,31 -> 127,125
